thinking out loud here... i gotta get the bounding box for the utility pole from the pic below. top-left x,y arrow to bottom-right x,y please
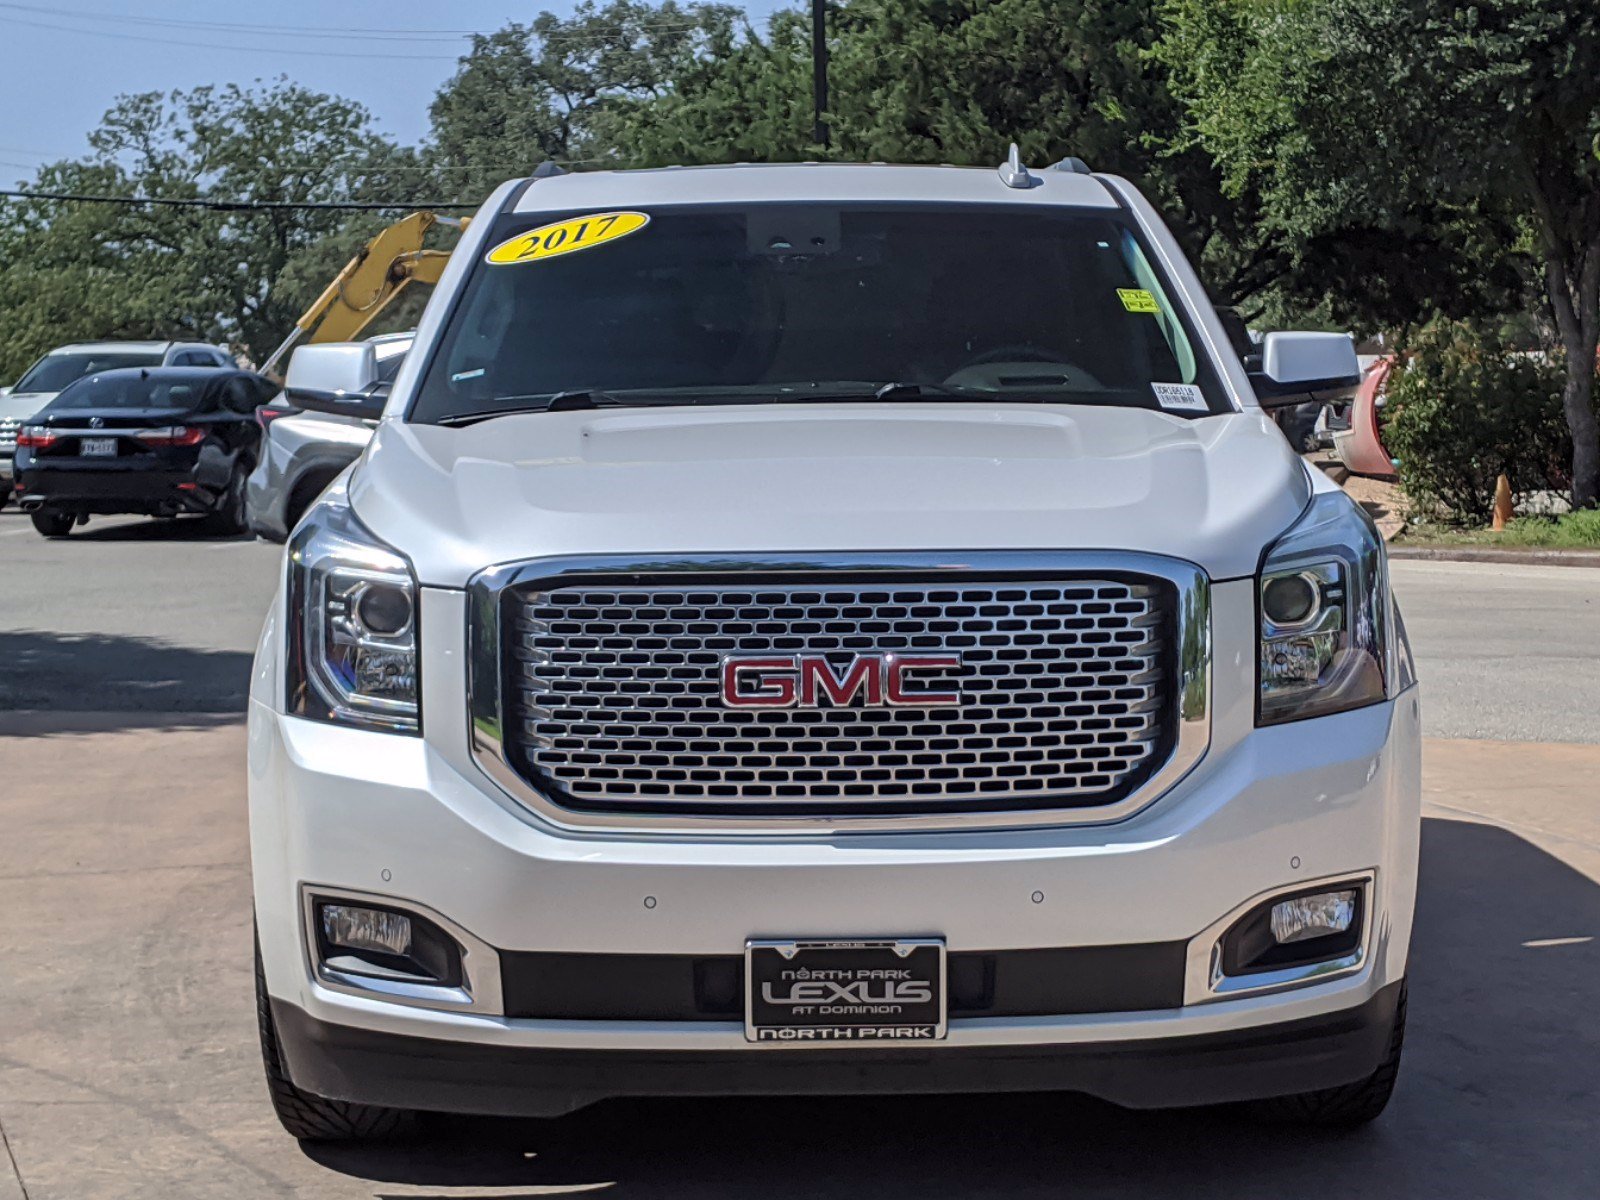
811,0 -> 830,149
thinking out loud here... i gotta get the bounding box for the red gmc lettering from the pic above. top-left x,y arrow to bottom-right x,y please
722,654 -> 962,709
800,657 -> 881,707
885,655 -> 962,706
720,657 -> 798,707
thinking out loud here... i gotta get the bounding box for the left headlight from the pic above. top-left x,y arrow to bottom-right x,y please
1257,490 -> 1389,726
286,484 -> 420,733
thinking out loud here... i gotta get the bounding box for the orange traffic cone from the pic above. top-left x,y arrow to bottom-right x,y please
1492,474 -> 1512,531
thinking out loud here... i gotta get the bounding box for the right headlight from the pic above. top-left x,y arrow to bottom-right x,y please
286,481 -> 420,734
1257,490 -> 1389,725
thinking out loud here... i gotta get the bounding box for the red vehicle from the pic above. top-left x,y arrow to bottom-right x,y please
1330,356 -> 1397,480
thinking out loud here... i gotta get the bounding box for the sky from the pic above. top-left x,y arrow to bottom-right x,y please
0,0 -> 792,180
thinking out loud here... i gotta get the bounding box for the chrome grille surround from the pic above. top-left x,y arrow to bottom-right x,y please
469,552 -> 1211,835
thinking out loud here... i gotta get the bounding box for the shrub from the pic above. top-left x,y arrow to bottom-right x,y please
1381,322 -> 1572,525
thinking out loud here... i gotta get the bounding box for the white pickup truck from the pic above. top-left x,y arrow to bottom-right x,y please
248,151 -> 1420,1141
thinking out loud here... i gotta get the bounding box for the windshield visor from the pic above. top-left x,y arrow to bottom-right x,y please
410,203 -> 1230,423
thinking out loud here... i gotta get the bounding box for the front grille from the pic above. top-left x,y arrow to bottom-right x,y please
500,576 -> 1176,816
0,419 -> 17,455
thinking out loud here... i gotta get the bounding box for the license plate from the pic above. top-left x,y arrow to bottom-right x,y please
745,938 -> 946,1043
80,438 -> 117,457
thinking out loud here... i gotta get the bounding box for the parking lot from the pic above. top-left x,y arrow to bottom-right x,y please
1,509 -> 1598,1199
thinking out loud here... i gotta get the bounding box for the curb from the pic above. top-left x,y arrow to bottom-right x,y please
1388,545 -> 1600,568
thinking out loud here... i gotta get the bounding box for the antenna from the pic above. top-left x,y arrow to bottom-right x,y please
997,143 -> 1041,189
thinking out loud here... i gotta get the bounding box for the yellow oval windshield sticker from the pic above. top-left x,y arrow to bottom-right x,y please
485,211 -> 650,265
1118,288 -> 1160,313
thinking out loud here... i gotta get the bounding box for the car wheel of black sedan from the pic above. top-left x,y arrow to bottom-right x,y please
30,509 -> 74,538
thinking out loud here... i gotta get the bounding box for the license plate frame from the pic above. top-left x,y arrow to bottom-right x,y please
744,938 -> 947,1044
79,437 -> 117,457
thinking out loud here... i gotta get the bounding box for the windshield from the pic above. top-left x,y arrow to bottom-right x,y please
47,371 -> 209,411
409,203 -> 1231,424
15,351 -> 165,394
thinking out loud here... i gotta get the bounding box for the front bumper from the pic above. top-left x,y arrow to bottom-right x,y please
272,982 -> 1404,1117
249,581 -> 1422,1113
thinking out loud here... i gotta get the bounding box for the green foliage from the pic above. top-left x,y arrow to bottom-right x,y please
1157,0 -> 1600,503
0,80 -> 422,380
427,0 -> 747,196
1382,323 -> 1571,525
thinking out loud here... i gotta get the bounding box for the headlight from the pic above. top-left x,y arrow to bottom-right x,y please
286,483 -> 420,733
1257,490 -> 1388,725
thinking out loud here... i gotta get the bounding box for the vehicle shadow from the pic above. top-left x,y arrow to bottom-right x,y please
304,816 -> 1600,1199
70,515 -> 253,543
0,629 -> 253,729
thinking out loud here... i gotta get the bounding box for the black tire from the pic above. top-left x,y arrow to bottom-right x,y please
255,938 -> 417,1142
205,465 -> 250,535
30,509 -> 74,538
1247,983 -> 1407,1128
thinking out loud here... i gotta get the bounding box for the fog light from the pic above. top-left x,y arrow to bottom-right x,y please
321,904 -> 412,958
1270,889 -> 1357,945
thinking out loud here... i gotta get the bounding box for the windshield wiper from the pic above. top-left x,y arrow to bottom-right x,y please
869,381 -> 984,401
435,389 -> 625,426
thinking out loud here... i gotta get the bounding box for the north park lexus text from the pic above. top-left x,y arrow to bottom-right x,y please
248,150 -> 1421,1140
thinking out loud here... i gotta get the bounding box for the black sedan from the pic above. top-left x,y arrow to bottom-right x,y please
13,367 -> 276,537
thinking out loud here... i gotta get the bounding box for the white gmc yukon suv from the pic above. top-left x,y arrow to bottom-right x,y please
249,154 -> 1421,1141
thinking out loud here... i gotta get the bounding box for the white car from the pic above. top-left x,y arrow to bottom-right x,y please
0,340 -> 233,505
248,153 -> 1418,1141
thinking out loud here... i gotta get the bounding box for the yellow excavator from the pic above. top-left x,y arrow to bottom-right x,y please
260,211 -> 468,380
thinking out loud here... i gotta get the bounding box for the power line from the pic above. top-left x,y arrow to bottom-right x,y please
0,189 -> 478,211
0,1 -> 479,38
0,14 -> 463,60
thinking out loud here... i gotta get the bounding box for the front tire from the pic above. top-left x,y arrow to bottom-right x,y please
255,938 -> 417,1142
30,509 -> 74,538
1247,982 -> 1407,1127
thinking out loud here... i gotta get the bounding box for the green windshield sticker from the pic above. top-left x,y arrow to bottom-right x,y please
1117,288 -> 1160,314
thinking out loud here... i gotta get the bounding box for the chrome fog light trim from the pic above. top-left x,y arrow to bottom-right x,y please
300,885 -> 504,1016
1182,872 -> 1374,1005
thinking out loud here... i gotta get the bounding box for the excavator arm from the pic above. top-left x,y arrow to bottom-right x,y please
260,211 -> 466,380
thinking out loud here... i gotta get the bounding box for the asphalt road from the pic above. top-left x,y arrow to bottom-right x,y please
1,508 -> 1598,1198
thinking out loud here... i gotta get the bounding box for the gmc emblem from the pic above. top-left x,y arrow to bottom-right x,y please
720,654 -> 962,709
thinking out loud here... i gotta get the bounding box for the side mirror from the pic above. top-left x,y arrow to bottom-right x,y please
1249,331 -> 1361,408
0,386 -> 12,397
283,343 -> 387,421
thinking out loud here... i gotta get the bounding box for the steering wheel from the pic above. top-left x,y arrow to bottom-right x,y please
958,343 -> 1072,368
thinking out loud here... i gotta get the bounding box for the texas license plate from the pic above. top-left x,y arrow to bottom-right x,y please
80,438 -> 117,457
745,938 -> 946,1043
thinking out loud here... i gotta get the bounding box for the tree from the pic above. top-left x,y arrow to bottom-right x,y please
1158,0 -> 1600,506
427,0 -> 746,197
0,81 -> 425,378
610,0 -> 1522,328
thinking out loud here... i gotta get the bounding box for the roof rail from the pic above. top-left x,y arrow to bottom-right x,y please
997,143 -> 1041,190
531,160 -> 567,178
1052,156 -> 1093,174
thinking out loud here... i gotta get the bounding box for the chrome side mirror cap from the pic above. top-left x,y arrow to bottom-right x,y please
283,343 -> 386,421
1251,331 -> 1361,408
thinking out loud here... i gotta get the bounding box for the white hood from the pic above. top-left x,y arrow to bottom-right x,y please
349,403 -> 1311,587
0,391 -> 57,424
